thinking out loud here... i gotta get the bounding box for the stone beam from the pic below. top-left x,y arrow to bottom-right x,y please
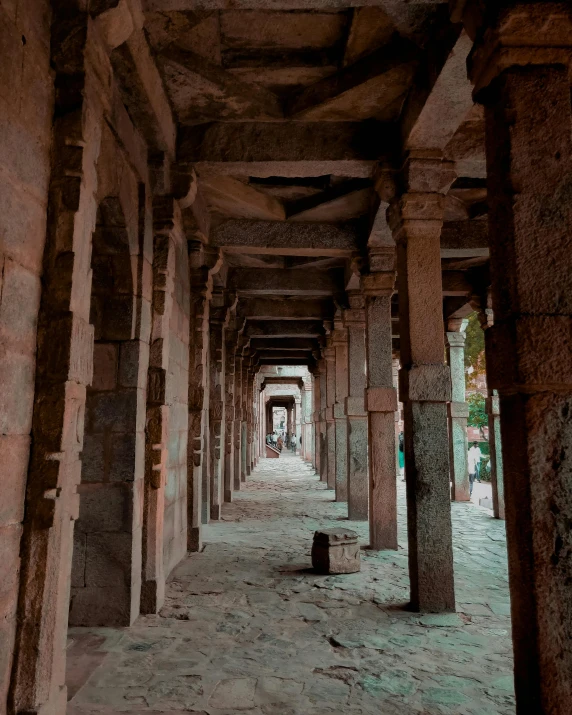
440,220 -> 488,257
158,46 -> 283,124
245,321 -> 325,338
111,28 -> 176,155
256,351 -> 312,360
259,358 -> 312,366
237,298 -> 334,321
287,35 -> 420,121
200,175 -> 285,221
229,268 -> 345,296
400,28 -> 473,151
442,271 -> 473,297
251,338 -> 318,352
213,221 -> 360,257
178,122 -> 385,178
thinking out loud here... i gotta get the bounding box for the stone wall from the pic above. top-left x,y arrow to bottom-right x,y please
0,0 -> 53,704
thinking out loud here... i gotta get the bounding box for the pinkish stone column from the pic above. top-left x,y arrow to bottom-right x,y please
323,346 -> 337,490
446,319 -> 470,502
332,320 -> 349,500
311,364 -> 322,475
361,251 -> 398,549
388,155 -> 455,612
344,292 -> 369,521
463,6 -> 572,707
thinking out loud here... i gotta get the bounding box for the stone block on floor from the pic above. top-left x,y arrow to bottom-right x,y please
311,528 -> 360,574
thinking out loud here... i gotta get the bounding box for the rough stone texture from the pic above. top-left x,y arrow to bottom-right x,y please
363,277 -> 398,550
0,0 -> 53,703
344,295 -> 369,521
475,26 -> 572,709
66,454 -> 515,715
391,163 -> 455,613
312,528 -> 361,574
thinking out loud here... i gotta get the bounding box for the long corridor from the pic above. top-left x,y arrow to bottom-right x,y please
67,455 -> 514,715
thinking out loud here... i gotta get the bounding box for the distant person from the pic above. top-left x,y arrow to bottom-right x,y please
290,433 -> 296,452
468,442 -> 482,496
277,435 -> 283,451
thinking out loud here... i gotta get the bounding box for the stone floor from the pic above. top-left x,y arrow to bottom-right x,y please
67,454 -> 515,715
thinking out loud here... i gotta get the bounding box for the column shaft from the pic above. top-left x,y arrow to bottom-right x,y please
362,262 -> 398,549
446,322 -> 470,502
324,348 -> 337,489
344,295 -> 368,520
389,159 -> 455,612
468,14 -> 572,706
332,327 -> 349,501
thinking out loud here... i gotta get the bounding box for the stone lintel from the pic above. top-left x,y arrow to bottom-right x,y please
365,386 -> 398,413
448,401 -> 469,419
345,396 -> 367,417
212,220 -> 360,257
399,364 -> 452,403
230,268 -> 343,296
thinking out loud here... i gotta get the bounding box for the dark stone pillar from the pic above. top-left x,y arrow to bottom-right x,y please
223,329 -> 236,503
332,320 -> 349,501
389,155 -> 455,612
465,6 -> 572,708
208,293 -> 227,520
233,352 -> 242,491
324,346 -> 337,490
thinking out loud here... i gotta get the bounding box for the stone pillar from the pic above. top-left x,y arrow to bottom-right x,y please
332,321 -> 349,501
287,404 -> 293,439
462,7 -> 572,706
324,346 -> 337,489
188,260 -> 212,549
312,365 -> 322,475
388,155 -> 455,612
318,358 -> 328,480
223,330 -> 236,503
344,292 -> 369,520
294,396 -> 301,453
246,367 -> 255,475
208,293 -> 227,520
362,252 -> 398,549
303,378 -> 314,462
201,332 -> 211,525
393,357 -> 401,478
233,352 -> 242,491
446,319 -> 470,502
240,352 -> 249,481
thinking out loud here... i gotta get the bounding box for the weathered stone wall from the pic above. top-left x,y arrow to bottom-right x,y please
0,0 -> 53,704
163,235 -> 190,576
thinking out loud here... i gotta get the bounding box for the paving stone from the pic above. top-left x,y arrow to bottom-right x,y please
67,453 -> 515,715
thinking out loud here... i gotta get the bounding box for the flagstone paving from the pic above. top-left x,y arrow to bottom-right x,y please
67,453 -> 514,715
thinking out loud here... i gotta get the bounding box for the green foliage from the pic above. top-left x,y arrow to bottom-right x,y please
464,312 -> 486,390
467,392 -> 487,430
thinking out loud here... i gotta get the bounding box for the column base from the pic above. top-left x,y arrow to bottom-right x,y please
140,577 -> 165,615
187,527 -> 202,553
224,490 -> 233,503
210,504 -> 221,520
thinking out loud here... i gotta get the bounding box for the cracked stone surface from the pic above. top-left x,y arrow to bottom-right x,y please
67,453 -> 514,714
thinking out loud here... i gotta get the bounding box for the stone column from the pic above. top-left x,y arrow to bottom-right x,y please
344,292 -> 369,520
311,365 -> 322,474
318,358 -> 328,481
388,155 -> 455,612
324,346 -> 337,489
294,396 -> 301,453
303,378 -> 314,462
208,293 -> 227,520
240,352 -> 249,481
201,333 -> 211,525
462,8 -> 572,706
446,319 -> 470,502
393,357 -> 401,478
233,352 -> 242,491
223,329 -> 236,502
332,321 -> 349,501
246,367 -> 255,475
187,261 -> 212,550
287,404 -> 293,439
362,252 -> 398,549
